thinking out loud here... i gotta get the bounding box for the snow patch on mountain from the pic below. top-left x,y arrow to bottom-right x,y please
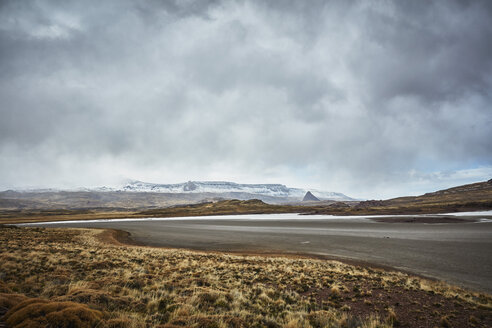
100,180 -> 354,201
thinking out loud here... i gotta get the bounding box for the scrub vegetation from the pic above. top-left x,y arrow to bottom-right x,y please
1,226 -> 491,328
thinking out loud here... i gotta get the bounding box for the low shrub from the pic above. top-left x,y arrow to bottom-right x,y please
4,298 -> 104,328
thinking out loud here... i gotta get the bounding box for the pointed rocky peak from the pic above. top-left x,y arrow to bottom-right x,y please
303,191 -> 320,202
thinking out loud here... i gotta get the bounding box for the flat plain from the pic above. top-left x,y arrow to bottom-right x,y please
31,213 -> 492,294
1,226 -> 492,328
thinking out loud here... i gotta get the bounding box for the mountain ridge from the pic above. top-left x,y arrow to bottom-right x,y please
0,180 -> 354,211
84,180 -> 354,201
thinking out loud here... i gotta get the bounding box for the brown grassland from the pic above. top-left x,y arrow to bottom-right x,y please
0,226 -> 491,328
0,200 -> 303,225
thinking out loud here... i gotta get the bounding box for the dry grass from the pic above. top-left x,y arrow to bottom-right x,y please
0,199 -> 306,224
4,298 -> 104,328
0,226 -> 491,328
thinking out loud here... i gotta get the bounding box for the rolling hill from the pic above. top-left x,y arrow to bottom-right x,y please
310,179 -> 492,215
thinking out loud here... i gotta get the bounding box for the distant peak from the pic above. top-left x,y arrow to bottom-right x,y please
302,191 -> 320,202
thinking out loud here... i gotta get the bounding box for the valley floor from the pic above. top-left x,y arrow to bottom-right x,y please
0,226 -> 491,328
29,213 -> 492,294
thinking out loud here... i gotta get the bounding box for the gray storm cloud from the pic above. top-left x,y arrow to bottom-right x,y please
0,0 -> 491,198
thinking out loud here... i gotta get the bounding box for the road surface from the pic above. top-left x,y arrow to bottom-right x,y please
26,212 -> 492,294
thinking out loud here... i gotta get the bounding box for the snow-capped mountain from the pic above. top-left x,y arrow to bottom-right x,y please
102,180 -> 354,201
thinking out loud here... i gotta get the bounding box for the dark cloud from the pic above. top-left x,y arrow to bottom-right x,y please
0,0 -> 491,198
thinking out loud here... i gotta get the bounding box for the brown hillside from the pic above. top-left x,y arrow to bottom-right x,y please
311,179 -> 492,215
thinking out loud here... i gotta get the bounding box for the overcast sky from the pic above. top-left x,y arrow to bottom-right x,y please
1,0 -> 491,199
